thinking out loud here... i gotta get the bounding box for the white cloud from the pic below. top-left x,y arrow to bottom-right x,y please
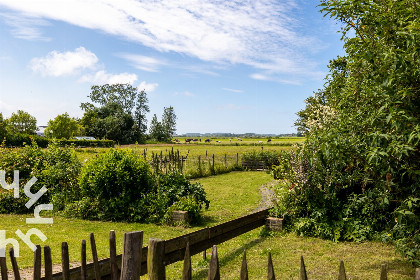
174,91 -> 194,97
118,54 -> 166,72
138,81 -> 158,92
80,70 -> 138,85
0,0 -> 324,78
30,47 -> 98,76
0,12 -> 50,41
222,88 -> 243,93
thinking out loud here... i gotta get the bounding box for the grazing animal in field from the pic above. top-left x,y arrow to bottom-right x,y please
193,139 -> 199,142
205,139 -> 211,143
267,139 -> 272,143
258,141 -> 263,144
216,141 -> 221,143
237,138 -> 242,141
185,139 -> 193,143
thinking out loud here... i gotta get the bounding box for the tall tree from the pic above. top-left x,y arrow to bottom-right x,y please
45,113 -> 83,139
0,113 -> 8,140
6,110 -> 37,135
80,84 -> 149,143
162,106 -> 177,140
149,114 -> 165,142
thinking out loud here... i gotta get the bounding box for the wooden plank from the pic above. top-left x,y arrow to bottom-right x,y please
380,263 -> 387,280
338,260 -> 346,280
0,253 -> 7,280
182,242 -> 191,280
90,233 -> 101,280
208,246 -> 220,280
300,256 -> 307,280
61,242 -> 70,280
147,238 -> 166,280
81,240 -> 86,280
9,247 -> 20,280
33,245 -> 42,280
120,231 -> 143,280
240,250 -> 248,280
267,252 -> 275,280
44,246 -> 53,280
109,231 -> 118,280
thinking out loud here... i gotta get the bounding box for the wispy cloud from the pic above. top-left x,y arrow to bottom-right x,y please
118,53 -> 166,72
80,70 -> 138,85
174,91 -> 194,97
0,0 -> 324,78
138,81 -> 158,92
222,88 -> 243,93
0,12 -> 50,41
30,47 -> 98,76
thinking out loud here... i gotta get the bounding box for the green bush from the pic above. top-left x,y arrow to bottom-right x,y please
0,141 -> 81,212
55,139 -> 115,148
242,150 -> 280,170
3,134 -> 49,148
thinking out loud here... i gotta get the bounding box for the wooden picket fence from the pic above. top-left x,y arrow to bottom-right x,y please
1,207 -> 419,279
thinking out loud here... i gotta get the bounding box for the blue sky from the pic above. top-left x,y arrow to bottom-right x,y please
0,0 -> 344,134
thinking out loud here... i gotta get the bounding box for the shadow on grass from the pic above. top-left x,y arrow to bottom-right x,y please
191,236 -> 266,279
363,258 -> 416,278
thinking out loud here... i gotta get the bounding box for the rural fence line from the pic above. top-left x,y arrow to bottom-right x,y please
1,207 -> 418,279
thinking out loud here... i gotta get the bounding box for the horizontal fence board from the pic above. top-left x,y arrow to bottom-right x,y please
43,208 -> 270,279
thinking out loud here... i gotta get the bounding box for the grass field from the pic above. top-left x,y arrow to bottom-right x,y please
0,171 -> 416,279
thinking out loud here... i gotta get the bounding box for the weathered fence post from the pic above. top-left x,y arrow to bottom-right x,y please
109,230 -> 119,280
380,263 -> 387,280
224,154 -> 227,167
415,268 -> 420,280
240,250 -> 248,280
61,242 -> 70,280
9,248 -> 20,280
338,260 -> 346,280
236,153 -> 239,166
44,246 -> 53,280
81,240 -> 87,280
182,242 -> 192,280
148,238 -> 166,280
120,231 -> 143,280
33,245 -> 42,280
0,252 -> 7,280
267,252 -> 275,280
90,233 -> 101,280
208,245 -> 220,280
300,256 -> 307,280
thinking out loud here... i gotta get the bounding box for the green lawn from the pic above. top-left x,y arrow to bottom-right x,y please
0,171 -> 416,279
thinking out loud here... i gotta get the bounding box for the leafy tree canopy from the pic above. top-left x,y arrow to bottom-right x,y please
6,110 -> 37,135
45,113 -> 83,139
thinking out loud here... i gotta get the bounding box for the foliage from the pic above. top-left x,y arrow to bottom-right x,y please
54,139 -> 115,148
242,150 -> 280,169
149,107 -> 177,142
80,83 -> 149,143
6,110 -> 37,135
66,149 -> 209,224
0,140 -> 81,212
45,113 -> 83,139
272,0 -> 420,266
3,133 -> 49,147
0,113 -> 7,139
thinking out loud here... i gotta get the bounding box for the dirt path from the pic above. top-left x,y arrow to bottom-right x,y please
253,181 -> 277,212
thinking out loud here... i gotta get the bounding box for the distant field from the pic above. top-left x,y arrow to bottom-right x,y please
173,136 -> 304,145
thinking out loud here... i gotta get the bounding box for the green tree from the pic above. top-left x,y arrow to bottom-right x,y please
45,113 -> 83,139
149,114 -> 166,142
162,106 -> 177,140
81,84 -> 149,143
0,113 -> 7,140
6,110 -> 37,135
274,0 -> 419,265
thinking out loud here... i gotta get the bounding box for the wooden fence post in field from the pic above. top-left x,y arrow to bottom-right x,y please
0,252 -> 7,280
182,242 -> 192,280
9,248 -> 20,280
90,233 -> 101,280
212,154 -> 215,172
224,154 -> 227,167
380,263 -> 387,280
44,246 -> 53,280
120,231 -> 143,280
33,245 -> 42,280
81,240 -> 87,280
240,250 -> 248,280
109,230 -> 119,280
148,238 -> 166,280
338,260 -> 346,280
415,268 -> 420,280
208,245 -> 220,280
236,153 -> 239,166
267,252 -> 275,280
61,242 -> 70,280
300,256 -> 307,280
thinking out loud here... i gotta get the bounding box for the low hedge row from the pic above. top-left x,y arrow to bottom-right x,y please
54,139 -> 115,147
2,134 -> 115,148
